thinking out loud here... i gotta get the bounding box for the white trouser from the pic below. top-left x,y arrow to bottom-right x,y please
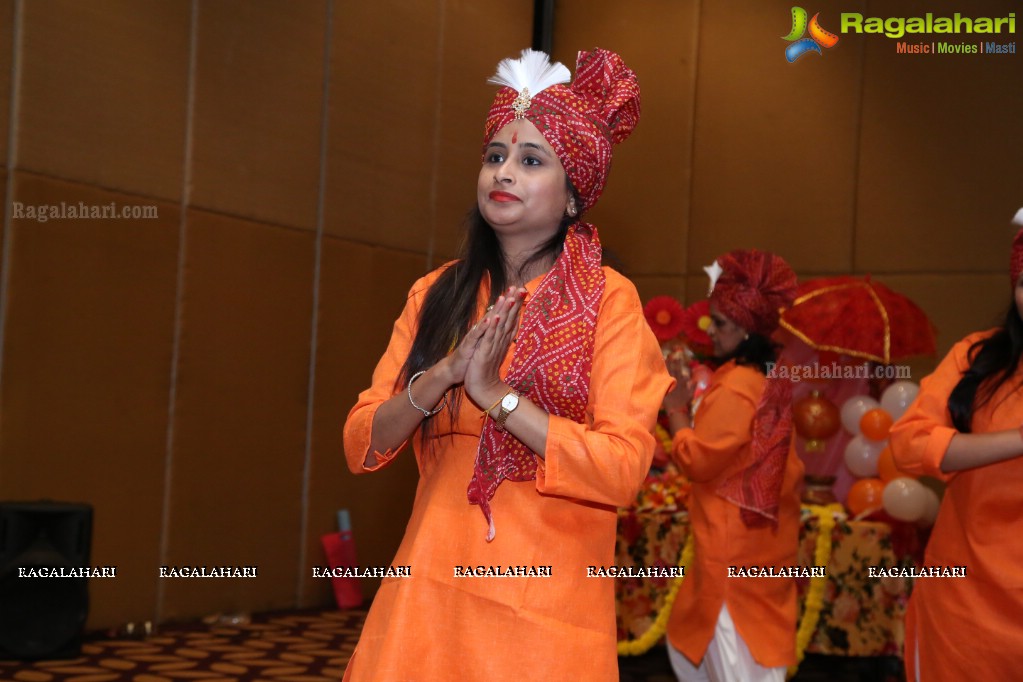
915,633 -> 920,682
667,604 -> 785,682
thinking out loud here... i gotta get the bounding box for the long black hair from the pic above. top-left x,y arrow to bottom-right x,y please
723,332 -> 779,375
397,183 -> 580,439
947,296 -> 1023,432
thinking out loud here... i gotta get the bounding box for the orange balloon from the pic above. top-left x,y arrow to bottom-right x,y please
847,478 -> 885,516
859,408 -> 894,442
877,446 -> 912,482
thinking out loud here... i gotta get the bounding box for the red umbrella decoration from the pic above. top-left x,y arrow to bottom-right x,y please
778,276 -> 937,364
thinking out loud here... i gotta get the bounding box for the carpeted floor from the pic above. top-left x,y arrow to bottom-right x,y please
0,608 -> 902,681
0,608 -> 360,681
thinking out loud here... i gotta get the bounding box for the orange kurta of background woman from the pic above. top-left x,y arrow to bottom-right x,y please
889,330 -> 1023,681
666,361 -> 803,668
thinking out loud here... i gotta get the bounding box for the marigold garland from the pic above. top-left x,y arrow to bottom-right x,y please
655,423 -> 673,453
616,504 -> 840,665
787,503 -> 842,678
616,531 -> 695,656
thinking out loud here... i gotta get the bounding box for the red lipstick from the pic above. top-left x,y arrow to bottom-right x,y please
489,191 -> 520,202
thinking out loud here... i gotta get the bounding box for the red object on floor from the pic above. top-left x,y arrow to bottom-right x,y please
321,530 -> 363,609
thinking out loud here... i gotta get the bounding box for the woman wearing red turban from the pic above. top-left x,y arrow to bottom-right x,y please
342,48 -> 671,680
889,214 -> 1023,681
663,250 -> 803,682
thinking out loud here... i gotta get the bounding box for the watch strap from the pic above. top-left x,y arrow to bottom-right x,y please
495,391 -> 519,431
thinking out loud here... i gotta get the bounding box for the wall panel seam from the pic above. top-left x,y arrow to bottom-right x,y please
850,0 -> 869,274
296,0 -> 334,607
424,0 -> 446,273
0,0 -> 24,443
156,0 -> 200,625
683,0 -> 703,292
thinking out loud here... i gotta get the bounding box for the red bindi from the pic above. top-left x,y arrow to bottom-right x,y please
511,132 -> 518,143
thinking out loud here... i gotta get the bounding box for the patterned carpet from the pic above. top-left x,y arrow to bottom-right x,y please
0,608 -> 361,681
0,607 -> 901,681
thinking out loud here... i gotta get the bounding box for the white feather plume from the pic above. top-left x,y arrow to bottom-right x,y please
704,261 -> 724,295
488,49 -> 571,95
1013,207 -> 1023,226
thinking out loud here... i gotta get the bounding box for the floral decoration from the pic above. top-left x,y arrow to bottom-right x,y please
615,502 -> 912,667
787,503 -> 841,678
635,466 -> 691,512
616,531 -> 695,656
643,295 -> 687,342
679,299 -> 714,357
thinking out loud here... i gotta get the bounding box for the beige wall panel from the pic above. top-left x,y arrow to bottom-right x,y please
684,273 -> 713,306
163,210 -> 314,619
875,273 -> 1008,365
855,0 -> 1023,273
430,1 -> 533,261
688,1 -> 862,275
553,0 -> 697,277
324,0 -> 441,251
191,0 -> 327,231
0,172 -> 179,628
302,237 -> 425,604
0,0 -> 12,163
630,274 -> 686,310
18,1 -> 190,202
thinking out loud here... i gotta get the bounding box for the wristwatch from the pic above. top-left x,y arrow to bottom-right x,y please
495,391 -> 520,431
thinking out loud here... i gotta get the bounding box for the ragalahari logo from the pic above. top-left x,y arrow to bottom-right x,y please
783,7 -> 840,62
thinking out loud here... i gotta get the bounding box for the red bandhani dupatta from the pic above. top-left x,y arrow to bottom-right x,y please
716,369 -> 794,527
467,223 -> 605,540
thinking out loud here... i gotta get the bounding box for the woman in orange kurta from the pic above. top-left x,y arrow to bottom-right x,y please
889,222 -> 1023,681
342,49 -> 671,681
663,251 -> 803,682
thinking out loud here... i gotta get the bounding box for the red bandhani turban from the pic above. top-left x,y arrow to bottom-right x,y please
484,48 -> 641,214
1010,208 -> 1023,285
710,250 -> 797,336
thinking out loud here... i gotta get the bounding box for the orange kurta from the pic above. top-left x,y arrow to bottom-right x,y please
889,330 -> 1023,681
342,265 -> 672,682
666,361 -> 803,668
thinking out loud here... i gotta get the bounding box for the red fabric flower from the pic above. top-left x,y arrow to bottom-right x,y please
643,296 -> 686,342
680,300 -> 713,355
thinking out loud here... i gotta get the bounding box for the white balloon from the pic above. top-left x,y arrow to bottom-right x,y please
918,487 -> 941,526
843,436 -> 885,477
882,477 -> 928,522
841,395 -> 880,435
881,381 -> 920,422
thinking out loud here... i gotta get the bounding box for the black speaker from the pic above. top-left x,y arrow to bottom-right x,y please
0,501 -> 93,660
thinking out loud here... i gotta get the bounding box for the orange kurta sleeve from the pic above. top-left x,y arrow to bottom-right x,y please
889,331 -> 992,480
670,364 -> 759,483
342,270 -> 441,473
536,270 -> 674,507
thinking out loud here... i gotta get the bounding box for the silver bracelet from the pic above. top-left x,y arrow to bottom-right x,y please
407,370 -> 448,418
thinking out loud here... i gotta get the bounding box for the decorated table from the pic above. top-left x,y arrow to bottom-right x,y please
614,503 -> 915,665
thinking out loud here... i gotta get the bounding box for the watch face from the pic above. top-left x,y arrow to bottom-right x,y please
501,392 -> 519,410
